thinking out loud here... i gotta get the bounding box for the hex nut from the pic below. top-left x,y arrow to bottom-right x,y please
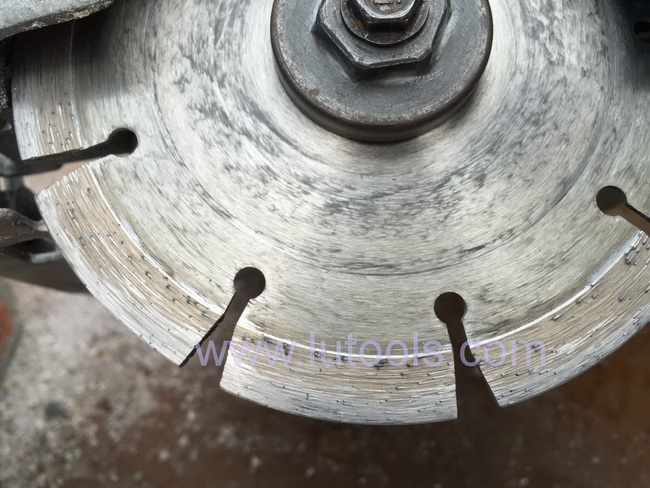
349,0 -> 423,31
317,0 -> 448,76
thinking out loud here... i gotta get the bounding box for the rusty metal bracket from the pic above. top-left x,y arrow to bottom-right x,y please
0,175 -> 85,292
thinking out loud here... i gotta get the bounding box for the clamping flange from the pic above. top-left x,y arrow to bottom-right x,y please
271,0 -> 493,142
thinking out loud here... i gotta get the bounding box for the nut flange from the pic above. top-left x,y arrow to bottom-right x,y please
342,0 -> 433,47
324,0 -> 446,72
271,0 -> 493,142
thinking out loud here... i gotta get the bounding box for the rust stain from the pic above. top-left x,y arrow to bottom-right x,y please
0,300 -> 13,357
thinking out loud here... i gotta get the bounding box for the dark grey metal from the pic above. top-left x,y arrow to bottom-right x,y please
272,0 -> 493,142
0,208 -> 50,249
319,0 -> 444,74
0,248 -> 87,292
343,0 -> 431,47
0,183 -> 85,292
634,19 -> 650,43
0,0 -> 115,41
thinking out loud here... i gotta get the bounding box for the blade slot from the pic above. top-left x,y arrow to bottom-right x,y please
181,267 -> 266,367
434,292 -> 498,419
596,186 -> 650,235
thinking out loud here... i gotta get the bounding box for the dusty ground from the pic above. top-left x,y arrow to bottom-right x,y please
0,277 -> 648,488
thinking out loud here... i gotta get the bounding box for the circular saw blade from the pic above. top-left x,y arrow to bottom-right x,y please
11,0 -> 650,423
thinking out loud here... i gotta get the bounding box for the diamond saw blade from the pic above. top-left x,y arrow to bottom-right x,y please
11,0 -> 650,424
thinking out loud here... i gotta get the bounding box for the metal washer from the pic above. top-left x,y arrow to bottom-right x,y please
271,0 -> 494,142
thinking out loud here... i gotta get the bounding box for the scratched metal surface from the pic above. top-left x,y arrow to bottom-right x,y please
10,0 -> 650,423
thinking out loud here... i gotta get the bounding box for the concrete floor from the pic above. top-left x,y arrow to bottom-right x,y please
0,277 -> 648,488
